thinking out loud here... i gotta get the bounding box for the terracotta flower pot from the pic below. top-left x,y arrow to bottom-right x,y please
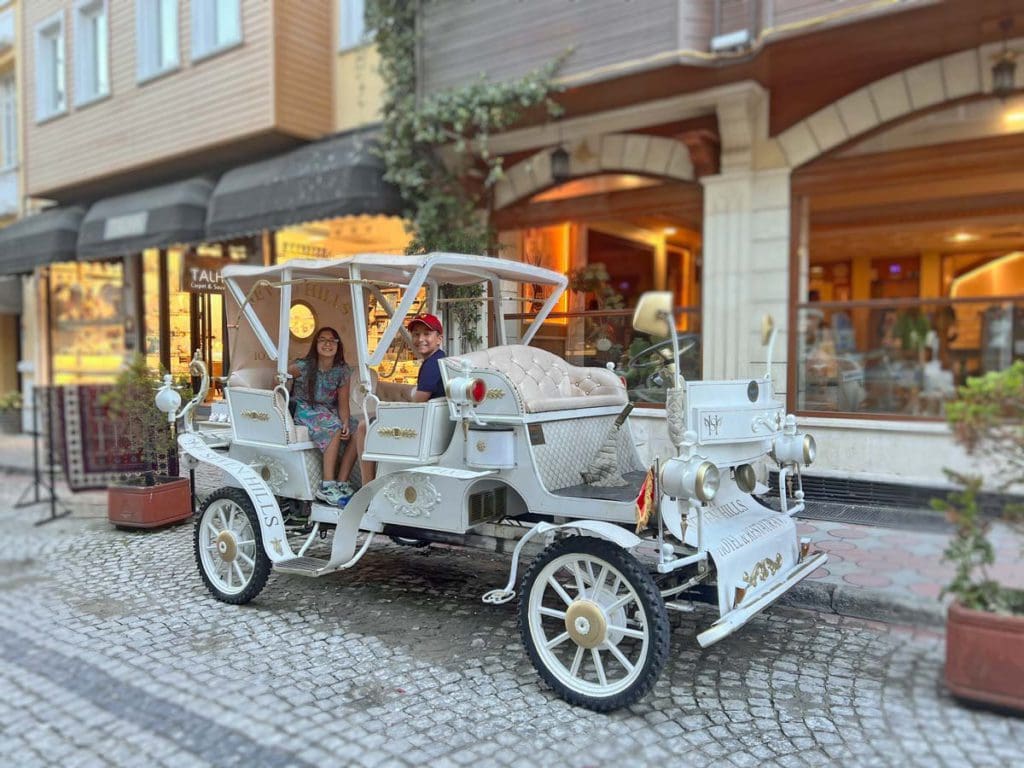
945,600 -> 1024,713
108,476 -> 193,529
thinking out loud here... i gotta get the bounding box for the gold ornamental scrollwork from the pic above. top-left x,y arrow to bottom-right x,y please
485,389 -> 505,400
241,410 -> 270,422
742,553 -> 783,589
378,427 -> 418,439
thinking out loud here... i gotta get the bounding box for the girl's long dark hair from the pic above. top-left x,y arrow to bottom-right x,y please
303,326 -> 344,402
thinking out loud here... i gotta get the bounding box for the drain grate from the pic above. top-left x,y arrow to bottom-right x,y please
794,500 -> 953,533
767,472 -> 1020,520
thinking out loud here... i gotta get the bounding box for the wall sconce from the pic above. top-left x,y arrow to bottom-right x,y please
550,146 -> 570,184
993,19 -> 1019,100
993,52 -> 1017,99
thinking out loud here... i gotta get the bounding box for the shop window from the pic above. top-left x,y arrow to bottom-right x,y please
50,261 -> 125,385
73,0 -> 110,106
338,0 -> 368,51
136,0 -> 179,82
0,72 -> 16,170
505,223 -> 702,406
191,0 -> 241,61
34,12 -> 66,122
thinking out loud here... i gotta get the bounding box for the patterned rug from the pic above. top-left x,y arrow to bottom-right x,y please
42,386 -> 177,491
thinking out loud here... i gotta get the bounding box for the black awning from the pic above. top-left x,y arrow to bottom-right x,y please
77,176 -> 215,260
205,129 -> 403,240
0,207 -> 86,276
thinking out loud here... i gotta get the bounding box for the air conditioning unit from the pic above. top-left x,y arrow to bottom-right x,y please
710,28 -> 751,53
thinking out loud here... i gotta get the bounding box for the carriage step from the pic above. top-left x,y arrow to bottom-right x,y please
273,556 -> 331,576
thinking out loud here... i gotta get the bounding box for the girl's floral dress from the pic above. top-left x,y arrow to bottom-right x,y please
291,359 -> 356,453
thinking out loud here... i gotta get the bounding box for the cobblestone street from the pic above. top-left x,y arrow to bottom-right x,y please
0,472 -> 1022,768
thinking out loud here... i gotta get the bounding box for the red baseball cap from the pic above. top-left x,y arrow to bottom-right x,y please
407,313 -> 443,334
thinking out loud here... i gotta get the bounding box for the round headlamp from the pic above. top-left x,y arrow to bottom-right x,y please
734,464 -> 757,494
802,434 -> 817,465
661,456 -> 719,503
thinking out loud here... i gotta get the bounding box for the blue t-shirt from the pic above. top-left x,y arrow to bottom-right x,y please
417,349 -> 446,399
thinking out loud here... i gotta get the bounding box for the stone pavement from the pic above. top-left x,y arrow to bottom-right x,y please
1,467 -> 1023,768
3,431 -> 1020,630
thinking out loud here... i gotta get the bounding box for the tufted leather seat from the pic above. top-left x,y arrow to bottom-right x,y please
452,345 -> 627,414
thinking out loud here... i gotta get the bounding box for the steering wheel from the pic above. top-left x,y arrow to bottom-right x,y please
624,335 -> 700,402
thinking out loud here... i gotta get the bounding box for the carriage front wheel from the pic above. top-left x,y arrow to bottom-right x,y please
518,536 -> 670,711
194,488 -> 272,604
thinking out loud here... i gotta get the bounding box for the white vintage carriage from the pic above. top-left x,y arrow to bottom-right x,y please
157,252 -> 826,711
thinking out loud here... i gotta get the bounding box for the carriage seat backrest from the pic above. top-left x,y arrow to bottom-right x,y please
227,386 -> 310,446
349,369 -> 421,421
453,345 -> 627,414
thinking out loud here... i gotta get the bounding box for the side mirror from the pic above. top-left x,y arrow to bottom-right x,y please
761,314 -> 775,346
632,291 -> 674,335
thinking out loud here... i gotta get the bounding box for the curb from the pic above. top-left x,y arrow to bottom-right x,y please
779,580 -> 947,628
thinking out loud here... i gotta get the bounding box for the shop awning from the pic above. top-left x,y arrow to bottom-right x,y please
77,176 -> 215,260
205,130 -> 403,241
0,206 -> 86,276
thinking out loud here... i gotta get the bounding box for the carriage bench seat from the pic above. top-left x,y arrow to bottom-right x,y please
451,345 -> 627,414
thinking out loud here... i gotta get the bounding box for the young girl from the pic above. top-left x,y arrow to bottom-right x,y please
288,327 -> 359,506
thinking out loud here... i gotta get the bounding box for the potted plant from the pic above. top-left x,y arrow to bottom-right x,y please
0,390 -> 22,435
933,360 -> 1024,711
100,354 -> 192,529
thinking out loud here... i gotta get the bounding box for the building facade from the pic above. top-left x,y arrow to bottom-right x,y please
416,0 -> 1024,490
0,0 -> 406,423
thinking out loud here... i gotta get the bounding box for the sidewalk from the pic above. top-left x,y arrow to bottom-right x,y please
2,431 -> 1020,628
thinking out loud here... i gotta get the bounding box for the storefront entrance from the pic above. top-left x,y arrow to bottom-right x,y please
495,172 -> 703,396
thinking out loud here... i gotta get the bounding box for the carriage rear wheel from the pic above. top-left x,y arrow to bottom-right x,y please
518,536 -> 670,711
194,488 -> 271,604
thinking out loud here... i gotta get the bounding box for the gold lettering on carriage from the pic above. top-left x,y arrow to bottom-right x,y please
378,427 -> 417,439
743,553 -> 784,588
485,389 -> 505,400
241,410 -> 271,421
714,517 -> 787,556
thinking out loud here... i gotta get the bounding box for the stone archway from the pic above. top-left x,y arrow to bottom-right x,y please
493,132 -> 700,209
775,37 -> 1024,168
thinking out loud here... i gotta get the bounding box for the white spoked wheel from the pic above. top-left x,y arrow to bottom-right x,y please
194,488 -> 271,604
518,536 -> 670,711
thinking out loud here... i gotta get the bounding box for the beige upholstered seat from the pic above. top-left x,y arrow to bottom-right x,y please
453,345 -> 627,414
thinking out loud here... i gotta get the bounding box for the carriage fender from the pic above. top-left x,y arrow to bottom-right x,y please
552,520 -> 642,550
178,432 -> 292,562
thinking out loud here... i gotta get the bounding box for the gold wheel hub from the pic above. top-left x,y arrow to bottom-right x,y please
215,531 -> 237,562
565,600 -> 607,649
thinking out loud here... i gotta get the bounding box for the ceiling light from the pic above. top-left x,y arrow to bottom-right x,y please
1004,109 -> 1024,125
949,232 -> 979,243
663,227 -> 677,235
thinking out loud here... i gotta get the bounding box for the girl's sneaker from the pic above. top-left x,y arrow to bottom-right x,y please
315,481 -> 344,505
335,481 -> 355,508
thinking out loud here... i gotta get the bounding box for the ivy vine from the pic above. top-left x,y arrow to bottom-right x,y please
366,0 -> 566,348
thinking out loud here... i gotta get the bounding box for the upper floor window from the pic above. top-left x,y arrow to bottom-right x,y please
74,0 -> 110,106
35,12 -> 67,122
0,73 -> 16,170
192,0 -> 242,61
338,0 -> 368,50
137,0 -> 179,82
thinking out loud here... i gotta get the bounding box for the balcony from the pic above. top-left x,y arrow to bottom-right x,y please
0,168 -> 17,216
0,8 -> 13,54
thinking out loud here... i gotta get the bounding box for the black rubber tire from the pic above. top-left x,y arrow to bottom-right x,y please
194,488 -> 272,605
388,535 -> 431,549
518,536 -> 670,712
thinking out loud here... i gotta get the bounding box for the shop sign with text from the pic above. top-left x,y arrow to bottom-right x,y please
184,255 -> 225,293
